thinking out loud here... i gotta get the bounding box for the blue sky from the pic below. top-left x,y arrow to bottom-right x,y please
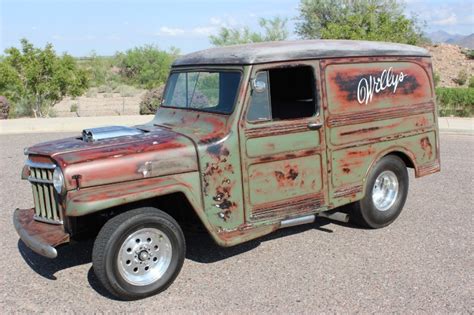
1,0 -> 473,57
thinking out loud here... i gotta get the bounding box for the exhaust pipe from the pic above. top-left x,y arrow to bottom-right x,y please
280,215 -> 315,228
317,211 -> 349,223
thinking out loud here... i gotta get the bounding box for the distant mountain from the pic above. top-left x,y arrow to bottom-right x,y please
455,34 -> 474,49
428,30 -> 464,43
427,31 -> 474,49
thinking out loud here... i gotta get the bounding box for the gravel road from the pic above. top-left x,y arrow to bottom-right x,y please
0,133 -> 472,313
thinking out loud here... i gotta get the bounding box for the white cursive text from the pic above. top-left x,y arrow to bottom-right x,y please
357,67 -> 406,105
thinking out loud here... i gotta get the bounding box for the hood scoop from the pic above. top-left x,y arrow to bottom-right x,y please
82,126 -> 144,142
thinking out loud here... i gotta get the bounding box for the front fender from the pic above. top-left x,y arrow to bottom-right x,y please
66,172 -> 203,218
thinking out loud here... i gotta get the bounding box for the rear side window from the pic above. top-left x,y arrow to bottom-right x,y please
247,66 -> 316,121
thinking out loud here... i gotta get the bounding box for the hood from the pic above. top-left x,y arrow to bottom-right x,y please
26,126 -> 198,190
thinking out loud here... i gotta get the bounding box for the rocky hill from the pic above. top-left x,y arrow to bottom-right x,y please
427,31 -> 474,49
456,34 -> 474,50
427,44 -> 473,87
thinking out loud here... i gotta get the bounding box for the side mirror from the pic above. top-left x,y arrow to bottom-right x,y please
251,78 -> 267,93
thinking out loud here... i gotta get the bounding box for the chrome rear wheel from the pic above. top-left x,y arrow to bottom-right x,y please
372,170 -> 399,211
351,155 -> 408,229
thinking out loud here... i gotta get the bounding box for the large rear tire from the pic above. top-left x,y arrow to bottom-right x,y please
351,155 -> 409,228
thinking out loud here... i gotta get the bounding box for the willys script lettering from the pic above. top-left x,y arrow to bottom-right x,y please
357,67 -> 406,105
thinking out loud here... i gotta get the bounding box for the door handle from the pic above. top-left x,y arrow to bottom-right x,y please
307,122 -> 323,130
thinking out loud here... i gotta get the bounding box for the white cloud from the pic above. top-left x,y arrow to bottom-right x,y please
158,26 -> 185,36
406,1 -> 473,34
432,12 -> 458,26
210,17 -> 222,25
192,26 -> 216,36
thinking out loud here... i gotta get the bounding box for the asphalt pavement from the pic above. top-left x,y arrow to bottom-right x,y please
0,132 -> 472,313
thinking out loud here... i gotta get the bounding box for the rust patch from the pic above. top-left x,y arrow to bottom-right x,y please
333,185 -> 363,199
15,208 -> 70,247
415,116 -> 429,127
420,137 -> 433,159
417,159 -> 440,177
342,167 -> 351,174
246,120 -> 308,138
274,164 -> 299,187
347,147 -> 375,158
340,126 -> 381,136
251,193 -> 324,220
327,102 -> 434,127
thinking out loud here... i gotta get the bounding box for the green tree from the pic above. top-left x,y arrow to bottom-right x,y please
115,45 -> 179,89
0,39 -> 88,117
295,0 -> 426,45
209,17 -> 289,46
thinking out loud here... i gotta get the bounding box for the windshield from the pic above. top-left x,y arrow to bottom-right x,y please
162,71 -> 242,114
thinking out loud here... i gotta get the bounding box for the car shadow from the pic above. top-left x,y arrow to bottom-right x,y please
18,239 -> 93,280
17,217 -> 346,300
185,218 -> 335,263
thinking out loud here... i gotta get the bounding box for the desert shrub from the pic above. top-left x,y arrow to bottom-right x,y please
70,103 -> 79,113
97,84 -> 113,93
79,53 -> 121,87
462,49 -> 474,60
469,77 -> 474,89
115,45 -> 179,89
86,87 -> 98,97
433,72 -> 441,87
296,0 -> 426,45
140,86 -> 164,115
436,87 -> 474,117
0,39 -> 88,117
117,85 -> 141,97
453,70 -> 468,86
0,96 -> 10,119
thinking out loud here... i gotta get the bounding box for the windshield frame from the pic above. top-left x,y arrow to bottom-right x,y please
161,66 -> 244,115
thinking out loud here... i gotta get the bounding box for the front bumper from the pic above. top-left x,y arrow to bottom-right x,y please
13,208 -> 70,259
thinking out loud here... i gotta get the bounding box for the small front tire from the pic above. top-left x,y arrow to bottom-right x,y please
92,207 -> 185,300
351,155 -> 409,228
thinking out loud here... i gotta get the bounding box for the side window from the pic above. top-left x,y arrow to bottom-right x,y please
247,72 -> 271,121
247,66 -> 317,122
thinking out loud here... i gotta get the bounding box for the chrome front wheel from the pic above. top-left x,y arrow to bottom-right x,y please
92,207 -> 185,300
117,228 -> 173,286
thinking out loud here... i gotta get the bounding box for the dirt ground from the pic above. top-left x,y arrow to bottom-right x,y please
427,44 -> 474,87
1,133 -> 473,313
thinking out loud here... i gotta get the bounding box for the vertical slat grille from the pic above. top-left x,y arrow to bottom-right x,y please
27,161 -> 62,224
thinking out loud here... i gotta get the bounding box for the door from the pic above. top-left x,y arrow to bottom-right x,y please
238,62 -> 328,222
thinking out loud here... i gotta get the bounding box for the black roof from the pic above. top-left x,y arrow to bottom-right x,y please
173,40 -> 430,66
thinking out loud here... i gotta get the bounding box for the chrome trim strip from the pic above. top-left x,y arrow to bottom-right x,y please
33,214 -> 63,225
280,215 -> 315,228
28,176 -> 53,184
26,160 -> 57,169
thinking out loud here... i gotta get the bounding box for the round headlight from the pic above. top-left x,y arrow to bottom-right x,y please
53,167 -> 64,194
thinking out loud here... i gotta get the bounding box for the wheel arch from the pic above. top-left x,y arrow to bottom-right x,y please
361,147 -> 416,196
65,174 -> 217,241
